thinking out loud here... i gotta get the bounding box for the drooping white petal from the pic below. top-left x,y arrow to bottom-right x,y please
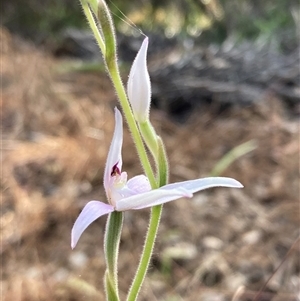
161,177 -> 243,193
127,37 -> 151,122
71,201 -> 114,249
104,108 -> 123,197
115,188 -> 192,211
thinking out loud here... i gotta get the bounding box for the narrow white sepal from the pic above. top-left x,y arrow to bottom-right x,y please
115,188 -> 192,211
103,108 -> 123,197
162,177 -> 244,193
71,201 -> 114,249
115,177 -> 243,211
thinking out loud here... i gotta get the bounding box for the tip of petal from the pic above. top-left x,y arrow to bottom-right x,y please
229,179 -> 244,188
142,36 -> 149,46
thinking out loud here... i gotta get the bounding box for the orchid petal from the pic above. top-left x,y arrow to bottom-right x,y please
104,108 -> 123,196
126,175 -> 151,194
71,201 -> 114,249
161,177 -> 243,193
109,175 -> 151,201
115,188 -> 192,211
127,37 -> 151,122
113,175 -> 152,200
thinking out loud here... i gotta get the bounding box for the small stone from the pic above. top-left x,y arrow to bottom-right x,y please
53,268 -> 69,282
200,292 -> 226,301
69,251 -> 88,269
242,230 -> 261,245
162,242 -> 197,261
202,236 -> 224,250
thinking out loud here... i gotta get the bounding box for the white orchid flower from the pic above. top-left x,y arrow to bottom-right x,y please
71,108 -> 243,248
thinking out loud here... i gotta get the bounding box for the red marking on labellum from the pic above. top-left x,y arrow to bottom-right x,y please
111,163 -> 121,176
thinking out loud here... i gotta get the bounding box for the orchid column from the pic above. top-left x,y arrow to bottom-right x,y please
72,1 -> 243,301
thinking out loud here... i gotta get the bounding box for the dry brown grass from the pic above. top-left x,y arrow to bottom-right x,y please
1,27 -> 299,301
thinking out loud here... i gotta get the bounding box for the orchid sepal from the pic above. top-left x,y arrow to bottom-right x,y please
71,201 -> 114,249
115,188 -> 192,211
161,177 -> 243,193
104,108 -> 123,202
115,176 -> 243,211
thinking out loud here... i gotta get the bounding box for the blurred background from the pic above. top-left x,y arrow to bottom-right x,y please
1,0 -> 299,48
1,1 -> 299,300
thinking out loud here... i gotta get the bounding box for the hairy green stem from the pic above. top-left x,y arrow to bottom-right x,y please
127,137 -> 169,301
105,271 -> 120,301
104,212 -> 123,301
126,205 -> 163,301
81,3 -> 106,55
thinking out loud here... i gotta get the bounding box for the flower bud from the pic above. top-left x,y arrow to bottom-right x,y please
127,37 -> 151,123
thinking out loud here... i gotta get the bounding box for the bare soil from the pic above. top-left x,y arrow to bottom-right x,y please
1,27 -> 299,301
